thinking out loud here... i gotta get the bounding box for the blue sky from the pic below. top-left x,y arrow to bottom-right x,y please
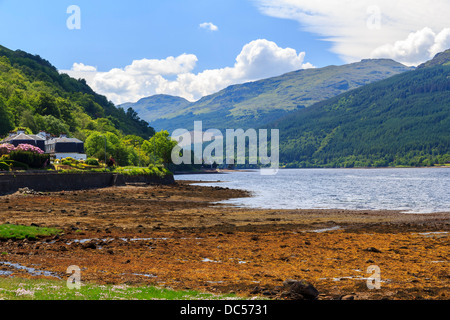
0,0 -> 340,71
0,0 -> 449,104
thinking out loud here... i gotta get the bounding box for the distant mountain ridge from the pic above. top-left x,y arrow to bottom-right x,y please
120,95 -> 191,123
417,49 -> 450,69
121,59 -> 412,132
269,49 -> 450,168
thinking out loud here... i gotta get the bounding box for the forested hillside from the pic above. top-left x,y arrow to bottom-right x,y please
270,50 -> 450,168
124,59 -> 411,132
0,45 -> 154,139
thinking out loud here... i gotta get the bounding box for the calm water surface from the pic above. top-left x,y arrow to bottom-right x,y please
176,168 -> 450,213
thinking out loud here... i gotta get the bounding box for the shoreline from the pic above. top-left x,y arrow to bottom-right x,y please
0,181 -> 448,300
173,166 -> 450,175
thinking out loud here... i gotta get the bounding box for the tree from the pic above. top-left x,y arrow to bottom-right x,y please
34,92 -> 61,118
19,110 -> 38,133
85,131 -> 131,166
0,99 -> 14,136
142,130 -> 178,167
35,115 -> 70,136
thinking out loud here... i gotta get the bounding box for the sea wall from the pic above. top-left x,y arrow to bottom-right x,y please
0,172 -> 175,195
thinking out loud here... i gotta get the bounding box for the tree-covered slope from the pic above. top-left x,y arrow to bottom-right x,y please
0,45 -> 154,139
130,59 -> 411,132
270,51 -> 450,168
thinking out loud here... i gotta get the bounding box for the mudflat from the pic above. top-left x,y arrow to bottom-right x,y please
0,181 -> 448,300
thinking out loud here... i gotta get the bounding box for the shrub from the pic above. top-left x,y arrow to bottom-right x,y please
9,151 -> 50,169
15,144 -> 44,154
0,162 -> 10,171
85,158 -> 100,166
107,157 -> 116,167
0,144 -> 16,155
61,157 -> 80,166
2,160 -> 29,170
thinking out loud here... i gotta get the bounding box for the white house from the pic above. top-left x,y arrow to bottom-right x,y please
44,134 -> 87,161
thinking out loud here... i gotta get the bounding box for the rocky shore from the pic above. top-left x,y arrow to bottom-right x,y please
0,181 -> 448,300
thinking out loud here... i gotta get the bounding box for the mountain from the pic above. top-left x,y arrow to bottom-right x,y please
269,50 -> 450,168
417,49 -> 450,69
0,45 -> 154,139
119,95 -> 191,124
124,59 -> 412,132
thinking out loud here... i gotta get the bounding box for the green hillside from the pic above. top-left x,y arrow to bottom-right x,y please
129,59 -> 411,132
270,50 -> 450,168
119,94 -> 191,123
0,45 -> 154,139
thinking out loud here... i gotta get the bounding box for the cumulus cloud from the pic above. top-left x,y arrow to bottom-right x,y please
254,0 -> 450,64
72,62 -> 97,72
371,28 -> 450,66
60,39 -> 313,105
199,22 -> 218,32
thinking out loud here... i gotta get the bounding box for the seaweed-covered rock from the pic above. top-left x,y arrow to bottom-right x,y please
281,279 -> 319,300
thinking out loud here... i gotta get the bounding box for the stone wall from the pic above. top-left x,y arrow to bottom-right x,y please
0,172 -> 174,195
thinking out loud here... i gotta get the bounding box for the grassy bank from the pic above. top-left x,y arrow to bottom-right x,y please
0,224 -> 61,241
0,278 -> 241,300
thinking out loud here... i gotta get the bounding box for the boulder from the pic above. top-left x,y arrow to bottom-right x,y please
282,279 -> 319,300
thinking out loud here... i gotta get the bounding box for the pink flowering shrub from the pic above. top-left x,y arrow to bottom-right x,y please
15,144 -> 44,154
0,143 -> 16,155
8,144 -> 49,169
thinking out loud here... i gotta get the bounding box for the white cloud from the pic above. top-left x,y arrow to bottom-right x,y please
371,28 -> 450,66
60,39 -> 313,105
253,0 -> 450,65
72,62 -> 97,72
199,22 -> 219,32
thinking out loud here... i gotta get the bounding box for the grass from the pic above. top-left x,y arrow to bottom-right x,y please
0,224 -> 61,241
53,162 -> 172,178
113,165 -> 173,178
0,278 -> 243,300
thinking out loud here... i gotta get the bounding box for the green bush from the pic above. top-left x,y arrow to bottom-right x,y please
9,151 -> 50,169
0,162 -> 10,171
85,158 -> 100,166
2,160 -> 29,170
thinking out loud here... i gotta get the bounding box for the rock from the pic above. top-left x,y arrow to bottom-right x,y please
280,291 -> 304,300
82,242 -> 97,250
282,279 -> 319,300
341,295 -> 355,300
250,286 -> 262,294
364,247 -> 382,253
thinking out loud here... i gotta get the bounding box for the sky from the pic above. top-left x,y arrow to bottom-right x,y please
0,0 -> 449,105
